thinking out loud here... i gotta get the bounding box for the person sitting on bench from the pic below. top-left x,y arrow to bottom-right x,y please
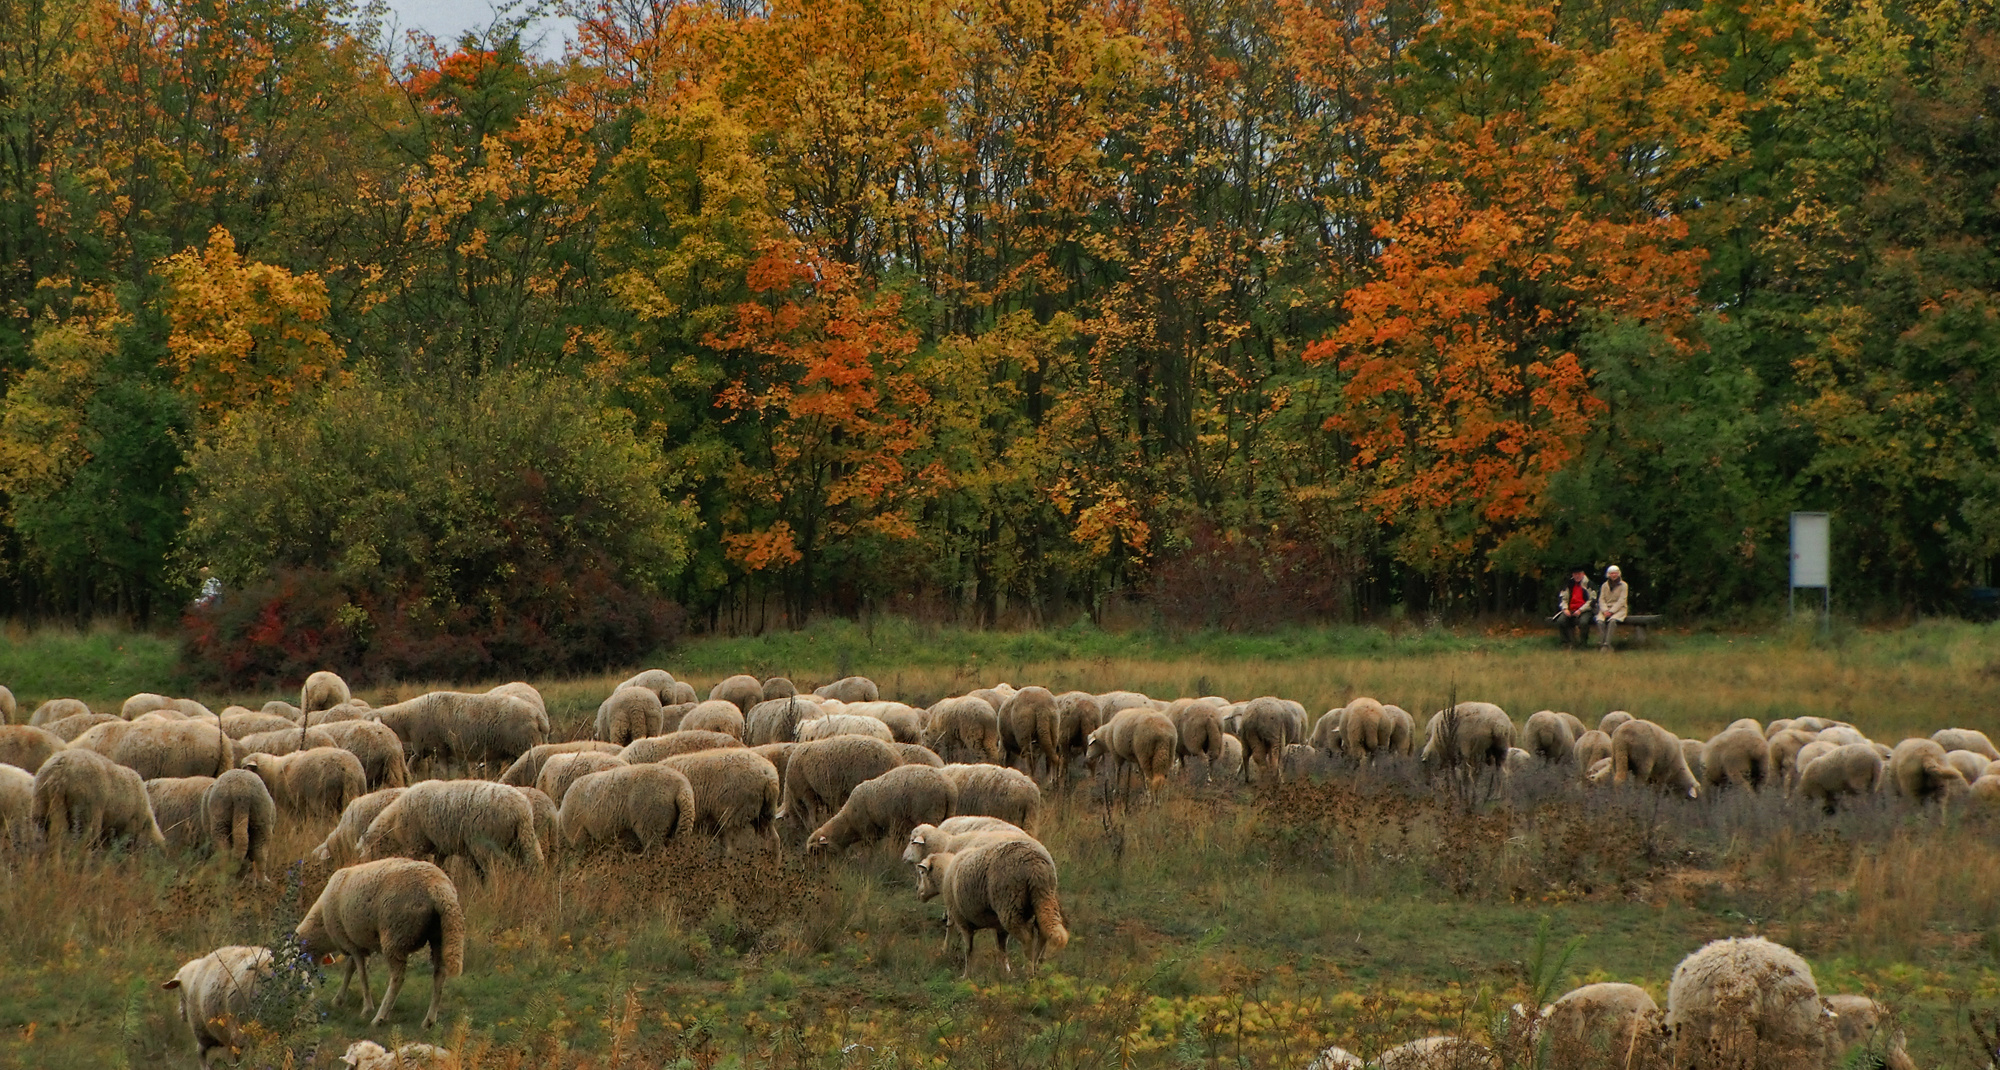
1554,568 -> 1595,648
1597,565 -> 1630,650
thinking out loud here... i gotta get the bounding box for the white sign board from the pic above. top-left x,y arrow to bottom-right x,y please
1791,512 -> 1829,588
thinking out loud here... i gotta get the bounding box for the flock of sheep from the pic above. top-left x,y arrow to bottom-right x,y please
0,670 -> 1979,1069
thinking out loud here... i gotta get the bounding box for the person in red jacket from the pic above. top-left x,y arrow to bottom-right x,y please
1553,568 -> 1595,648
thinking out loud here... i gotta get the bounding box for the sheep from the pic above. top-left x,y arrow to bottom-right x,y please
1816,725 -> 1868,748
499,741 -> 624,787
617,668 -> 676,699
1598,710 -> 1634,736
0,684 -> 12,724
1338,698 -> 1397,763
1944,749 -> 1990,784
778,735 -> 904,839
510,786 -> 557,857
1888,738 -> 1969,802
1665,937 -> 1831,1065
307,701 -> 372,726
1976,774 -> 2000,804
536,751 -> 629,806
596,686 -> 666,746
1086,708 -> 1177,797
558,763 -> 696,852
1556,711 -> 1587,738
1538,982 -> 1662,1069
901,816 -> 1032,864
1823,994 -> 1915,1070
1170,700 -> 1227,781
1310,708 -> 1345,754
145,775 -> 216,852
798,713 -> 894,743
1702,725 -> 1772,792
853,702 -> 925,743
0,765 -> 32,841
0,724 -> 64,773
220,711 -> 303,739
205,772 -> 280,880
262,700 -> 304,721
71,718 -> 235,779
1522,711 -> 1577,765
895,743 -> 945,767
315,788 -> 407,865
934,762 -> 1038,829
1766,728 -> 1819,792
359,779 -> 544,876
236,725 -> 338,757
339,1040 -> 457,1069
487,682 -> 548,732
242,746 -> 366,819
809,763 -> 958,851
708,674 -> 766,712
316,719 -> 411,791
661,747 -> 782,851
1680,739 -> 1706,783
915,838 -> 1068,977
298,857 -> 465,1028
762,676 -> 798,701
121,692 -> 172,718
163,945 -> 275,1067
1303,1045 -> 1363,1070
746,697 -> 818,746
1372,1035 -> 1495,1070
619,730 -> 744,763
42,711 -> 118,741
680,699 -> 748,740
815,675 -> 881,703
1052,691 -> 1105,774
1931,727 -> 1999,760
668,681 -> 698,705
1420,703 -> 1516,793
752,742 -> 797,785
370,691 -> 546,771
1238,697 -> 1305,782
998,687 -> 1063,779
32,747 -> 165,849
29,697 -> 91,726
1610,718 -> 1699,798
925,695 -> 1005,765
302,670 -> 353,717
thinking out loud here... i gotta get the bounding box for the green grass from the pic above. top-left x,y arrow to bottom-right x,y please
0,621 -> 183,708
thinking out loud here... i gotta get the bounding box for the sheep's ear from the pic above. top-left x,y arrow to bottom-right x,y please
161,978 -> 181,989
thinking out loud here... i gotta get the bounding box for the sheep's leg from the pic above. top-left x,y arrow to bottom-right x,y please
423,950 -> 446,1029
372,955 -> 406,1026
333,954 -> 357,1008
355,953 -> 376,1016
959,928 -> 977,979
995,929 -> 1013,975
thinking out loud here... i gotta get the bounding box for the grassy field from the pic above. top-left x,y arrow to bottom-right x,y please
4,617 -> 2000,1068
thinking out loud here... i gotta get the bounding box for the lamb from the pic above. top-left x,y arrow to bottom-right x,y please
242,747 -> 366,819
302,670 -> 353,717
536,751 -> 629,806
0,765 -> 32,841
925,695 -> 1005,765
359,779 -> 544,876
708,674 -> 766,712
298,857 -> 465,1028
1052,691 -> 1105,773
1702,725 -> 1772,792
72,718 -> 235,779
746,697 -> 818,746
1381,705 -> 1415,757
1823,994 -> 1915,1070
0,724 -> 64,773
798,713 -> 894,743
315,788 -> 406,865
1610,718 -> 1699,798
619,730 -> 744,763
32,748 -> 165,848
915,838 -> 1068,976
499,741 -> 624,787
316,719 -> 411,791
1598,710 -> 1634,736
999,687 -> 1063,778
1537,982 -> 1662,1070
236,725 -> 338,757
204,768 -> 278,875
661,747 -> 782,851
901,816 -> 1032,864
679,700 -> 748,740
28,697 -> 91,726
43,711 -> 118,741
1665,937 -> 1832,1065
369,691 -> 546,771
1522,710 -> 1577,766
815,675 -> 881,703
162,945 -> 275,1067
339,1040 -> 457,1069
220,711 -> 303,739
1303,1046 -> 1363,1070
809,763 -> 958,851
558,763 -> 696,852
1086,708 -> 1177,796
1944,749 -> 1990,784
145,775 -> 216,851
762,676 -> 798,701
1888,738 -> 1970,802
1931,727 -> 1999,760
596,686 -> 666,746
778,735 -> 904,839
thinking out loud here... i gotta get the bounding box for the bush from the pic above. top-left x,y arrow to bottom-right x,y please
177,373 -> 696,687
1148,518 -> 1351,631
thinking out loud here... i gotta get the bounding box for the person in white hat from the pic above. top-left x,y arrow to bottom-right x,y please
1596,565 -> 1629,650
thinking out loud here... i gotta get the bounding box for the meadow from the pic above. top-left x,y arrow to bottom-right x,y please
4,617 -> 2000,1068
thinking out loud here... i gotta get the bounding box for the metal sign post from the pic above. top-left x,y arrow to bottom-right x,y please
1790,512 -> 1830,624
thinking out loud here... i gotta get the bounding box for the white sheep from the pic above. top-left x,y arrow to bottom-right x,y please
558,763 -> 696,851
162,945 -> 274,1067
596,686 -> 666,745
241,746 -> 366,819
901,817 -> 1033,865
0,724 -> 65,774
71,718 -> 235,779
915,838 -> 1068,977
339,1040 -> 457,1069
315,787 -> 407,865
0,764 -> 34,841
359,779 -> 544,877
32,747 -> 165,849
798,713 -> 895,743
205,768 -> 278,877
1665,937 -> 1831,1064
370,691 -> 546,771
298,858 -> 465,1028
301,670 -> 352,716
1932,727 -> 1999,761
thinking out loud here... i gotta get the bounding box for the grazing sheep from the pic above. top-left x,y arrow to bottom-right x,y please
1420,703 -> 1516,792
746,697 -> 818,746
121,692 -> 172,718
1052,691 -> 1105,774
1538,982 -> 1662,1069
261,700 -> 304,722
680,700 -> 747,740
145,775 -> 216,851
359,779 -> 544,876
1310,708 -> 1345,754
1522,710 -> 1577,766
762,676 -> 798,701
339,1040 -> 457,1069
708,674 -> 766,712
596,686 -> 666,746
315,788 -> 407,865
1931,728 -> 1999,761
1375,704 -> 1414,757
220,712 -> 301,739
1793,739 -> 1837,778
1816,725 -> 1868,748
499,741 -> 623,787
1665,937 -> 1831,1065
1767,729 -> 1819,792
939,763 -> 1041,830
1164,699 -> 1226,779
925,696 -> 1005,765
558,763 -> 696,852
779,736 -> 904,839
29,697 -> 91,726
316,719 -> 411,791
1944,749 -> 1990,784
0,724 -> 64,773
1680,739 -> 1706,783
302,671 -> 353,717
1304,1045 -> 1363,1070
752,742 -> 797,785
1823,994 -> 1915,1070
667,681 -> 698,705
1373,1035 -> 1495,1070
1610,719 -> 1699,798
1338,698 -> 1398,763
1599,711 -> 1634,736
32,747 -> 165,848
204,769 -> 278,876
536,751 -> 629,805
810,764 -> 958,851
1974,774 -> 2000,804
661,748 -> 782,850
42,711 -> 118,741
894,743 -> 945,767
516,786 -> 559,854
236,725 -> 338,757
815,675 -> 881,703
1702,726 -> 1772,792
798,713 -> 894,743
298,858 -> 465,1028
1236,697 -> 1305,783
901,817 -> 1032,864
163,945 -> 275,1067
843,702 -> 924,744
370,691 -> 546,771
486,683 -> 548,731
617,668 -> 676,700
0,765 -> 33,840
1889,738 -> 1969,802
999,687 -> 1063,778
619,730 -> 744,763
916,839 -> 1068,977
307,702 -> 372,726
242,747 -> 366,819
72,718 -> 235,779
0,685 -> 12,724
1086,708 -> 1177,797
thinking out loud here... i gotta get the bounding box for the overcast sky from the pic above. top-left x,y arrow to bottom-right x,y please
374,0 -> 574,57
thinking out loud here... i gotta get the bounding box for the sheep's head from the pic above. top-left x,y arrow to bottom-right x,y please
1083,728 -> 1110,770
901,826 -> 936,866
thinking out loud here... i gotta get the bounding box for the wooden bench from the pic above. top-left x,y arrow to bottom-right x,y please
1549,613 -> 1663,646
